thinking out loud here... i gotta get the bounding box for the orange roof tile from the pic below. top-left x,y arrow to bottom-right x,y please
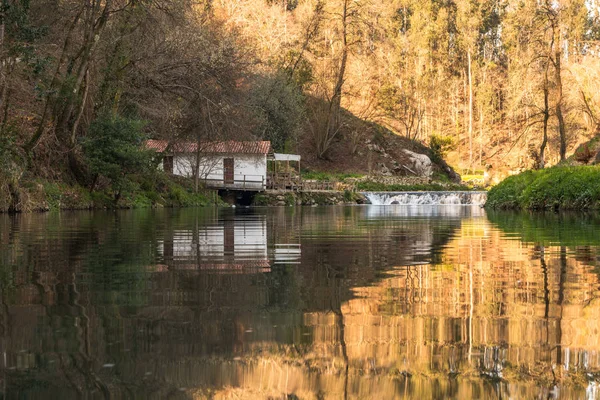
145,140 -> 271,155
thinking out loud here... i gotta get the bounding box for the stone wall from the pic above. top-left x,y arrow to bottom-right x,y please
252,191 -> 369,206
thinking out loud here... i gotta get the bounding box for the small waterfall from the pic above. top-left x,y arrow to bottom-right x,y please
362,191 -> 487,206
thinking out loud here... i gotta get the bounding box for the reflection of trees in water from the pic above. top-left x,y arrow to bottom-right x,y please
0,207 -> 463,397
1,208 -> 599,398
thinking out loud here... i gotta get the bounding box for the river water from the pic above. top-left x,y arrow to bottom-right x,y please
0,206 -> 599,399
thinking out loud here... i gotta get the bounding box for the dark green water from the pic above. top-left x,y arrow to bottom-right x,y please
0,206 -> 599,399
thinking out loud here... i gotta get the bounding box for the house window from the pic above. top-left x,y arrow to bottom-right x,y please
223,158 -> 234,184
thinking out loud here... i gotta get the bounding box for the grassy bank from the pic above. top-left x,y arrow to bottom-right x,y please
0,174 -> 223,213
485,165 -> 600,210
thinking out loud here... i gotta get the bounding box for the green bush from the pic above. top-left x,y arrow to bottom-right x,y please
81,113 -> 154,201
166,183 -> 210,207
485,171 -> 536,209
429,134 -> 454,163
43,182 -> 63,210
486,166 -> 600,210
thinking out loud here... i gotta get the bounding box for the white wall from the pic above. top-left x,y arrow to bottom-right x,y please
172,153 -> 267,187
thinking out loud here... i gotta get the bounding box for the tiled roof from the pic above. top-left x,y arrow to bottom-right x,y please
145,139 -> 271,155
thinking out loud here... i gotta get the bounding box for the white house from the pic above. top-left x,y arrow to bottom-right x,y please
146,140 -> 272,190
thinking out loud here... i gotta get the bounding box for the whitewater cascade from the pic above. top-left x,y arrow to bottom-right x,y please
362,191 -> 487,206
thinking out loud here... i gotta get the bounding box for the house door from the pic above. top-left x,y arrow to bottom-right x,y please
163,156 -> 173,174
223,158 -> 234,184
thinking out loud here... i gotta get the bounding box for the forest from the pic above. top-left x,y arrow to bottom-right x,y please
0,0 -> 599,207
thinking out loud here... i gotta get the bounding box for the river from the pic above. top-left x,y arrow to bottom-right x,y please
0,206 -> 599,399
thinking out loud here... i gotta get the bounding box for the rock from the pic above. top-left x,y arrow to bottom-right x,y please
594,151 -> 600,165
355,193 -> 370,204
379,163 -> 393,176
402,149 -> 433,177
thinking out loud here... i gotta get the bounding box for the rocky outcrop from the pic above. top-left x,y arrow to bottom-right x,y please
402,149 -> 433,178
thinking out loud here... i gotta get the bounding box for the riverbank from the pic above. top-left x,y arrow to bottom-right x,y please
485,165 -> 600,210
2,173 -> 475,212
0,176 -> 223,213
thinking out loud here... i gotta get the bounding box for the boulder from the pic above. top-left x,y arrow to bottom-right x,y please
379,163 -> 393,176
402,149 -> 433,177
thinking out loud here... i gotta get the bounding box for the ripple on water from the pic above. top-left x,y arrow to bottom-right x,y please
0,206 -> 598,399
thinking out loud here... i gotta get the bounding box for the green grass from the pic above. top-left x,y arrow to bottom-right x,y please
301,171 -> 364,181
486,165 -> 600,210
40,181 -> 93,211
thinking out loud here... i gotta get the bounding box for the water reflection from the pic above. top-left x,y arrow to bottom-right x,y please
0,206 -> 599,398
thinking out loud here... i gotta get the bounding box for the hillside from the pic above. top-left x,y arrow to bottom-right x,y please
297,105 -> 460,183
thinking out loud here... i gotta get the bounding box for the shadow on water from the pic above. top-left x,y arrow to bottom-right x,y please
0,206 -> 598,398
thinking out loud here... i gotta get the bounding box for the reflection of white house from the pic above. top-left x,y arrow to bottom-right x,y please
157,215 -> 302,272
146,140 -> 271,190
159,216 -> 269,272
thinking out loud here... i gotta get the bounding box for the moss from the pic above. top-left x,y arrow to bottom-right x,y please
486,165 -> 600,210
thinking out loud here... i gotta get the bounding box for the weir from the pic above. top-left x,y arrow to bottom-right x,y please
362,191 -> 487,206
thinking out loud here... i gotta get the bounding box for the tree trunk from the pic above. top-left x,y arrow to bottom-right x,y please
554,49 -> 566,161
468,50 -> 473,171
540,69 -> 550,169
25,4 -> 84,153
194,146 -> 201,193
318,0 -> 348,159
479,103 -> 483,168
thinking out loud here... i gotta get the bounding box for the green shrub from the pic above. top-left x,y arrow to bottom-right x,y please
43,182 -> 63,210
485,171 -> 536,209
82,113 -> 154,201
429,134 -> 454,163
91,191 -> 113,208
166,183 -> 209,207
486,166 -> 600,210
